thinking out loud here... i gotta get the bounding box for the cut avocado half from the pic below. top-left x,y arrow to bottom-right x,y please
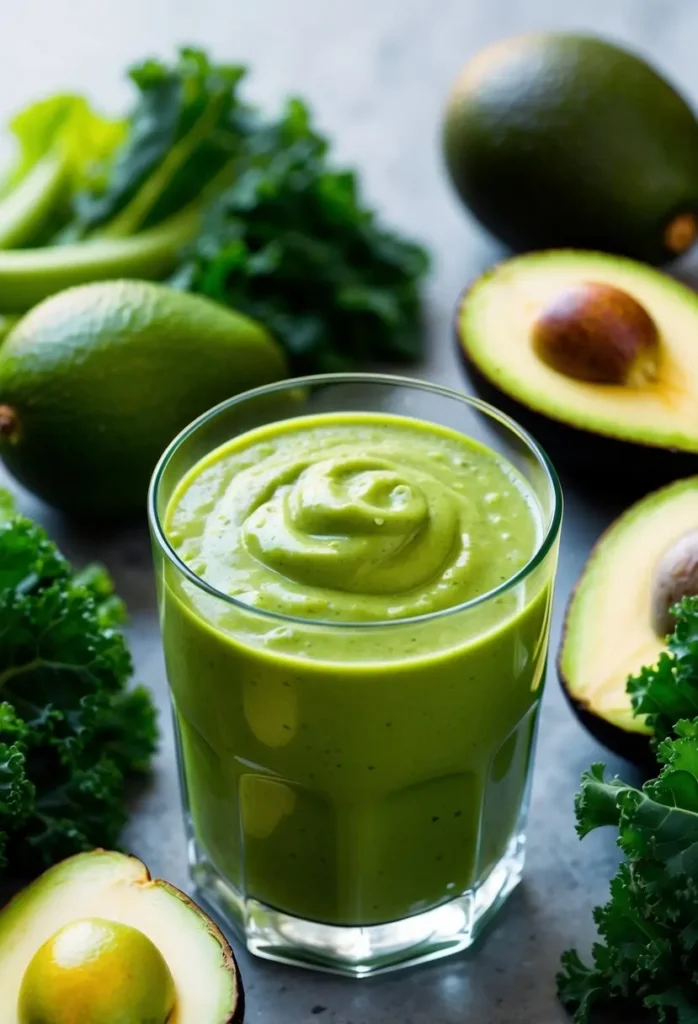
559,477 -> 698,765
0,850 -> 244,1023
456,250 -> 698,482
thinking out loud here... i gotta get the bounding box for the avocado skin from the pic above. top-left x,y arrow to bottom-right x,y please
454,328 -> 698,493
0,281 -> 288,520
443,33 -> 698,265
558,671 -> 654,772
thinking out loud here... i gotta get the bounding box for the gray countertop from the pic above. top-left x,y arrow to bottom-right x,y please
2,1 -> 695,1020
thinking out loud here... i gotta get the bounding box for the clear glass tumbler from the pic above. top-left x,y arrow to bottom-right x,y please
148,374 -> 562,976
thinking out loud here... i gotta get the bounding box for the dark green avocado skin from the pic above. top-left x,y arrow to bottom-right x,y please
559,675 -> 654,773
443,33 -> 698,265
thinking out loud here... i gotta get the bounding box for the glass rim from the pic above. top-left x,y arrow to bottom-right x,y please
148,372 -> 563,630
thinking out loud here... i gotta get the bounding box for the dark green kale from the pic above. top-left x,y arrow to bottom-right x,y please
0,492 -> 157,876
559,598 -> 698,1023
175,97 -> 430,371
628,597 -> 698,747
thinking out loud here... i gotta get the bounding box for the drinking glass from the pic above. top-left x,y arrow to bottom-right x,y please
148,374 -> 562,976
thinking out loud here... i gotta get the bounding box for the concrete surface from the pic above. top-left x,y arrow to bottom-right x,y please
2,1 -> 693,1020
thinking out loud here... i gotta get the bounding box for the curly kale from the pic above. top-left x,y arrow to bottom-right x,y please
0,492 -> 157,876
559,598 -> 698,1023
628,597 -> 698,748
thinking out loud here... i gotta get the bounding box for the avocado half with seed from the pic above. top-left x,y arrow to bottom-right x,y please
558,477 -> 698,766
0,849 -> 244,1023
456,250 -> 698,482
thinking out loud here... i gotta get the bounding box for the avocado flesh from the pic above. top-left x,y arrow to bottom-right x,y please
0,850 -> 243,1024
458,250 -> 698,455
559,478 -> 698,760
443,33 -> 698,264
0,279 -> 288,519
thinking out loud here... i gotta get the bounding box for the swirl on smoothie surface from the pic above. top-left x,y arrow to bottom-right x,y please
166,415 -> 539,622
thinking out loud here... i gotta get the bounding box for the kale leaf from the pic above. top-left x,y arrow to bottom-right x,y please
65,48 -> 249,241
175,96 -> 430,371
559,599 -> 698,1022
628,596 -> 698,747
0,491 -> 157,876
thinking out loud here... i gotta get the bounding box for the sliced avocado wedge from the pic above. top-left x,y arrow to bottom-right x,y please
457,250 -> 698,482
0,850 -> 244,1023
559,477 -> 698,765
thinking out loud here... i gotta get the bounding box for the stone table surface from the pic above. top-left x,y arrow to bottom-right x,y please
2,1 -> 697,1021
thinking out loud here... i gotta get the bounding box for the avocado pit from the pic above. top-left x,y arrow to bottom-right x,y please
531,281 -> 660,386
0,404 -> 18,443
18,917 -> 176,1024
651,528 -> 698,637
664,212 -> 698,255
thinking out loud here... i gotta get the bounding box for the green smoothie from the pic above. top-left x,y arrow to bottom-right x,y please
162,412 -> 551,926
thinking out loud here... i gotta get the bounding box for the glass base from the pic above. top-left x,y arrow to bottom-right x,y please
188,832 -> 526,977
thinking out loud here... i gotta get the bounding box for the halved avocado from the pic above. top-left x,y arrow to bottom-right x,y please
456,250 -> 698,483
559,477 -> 698,766
0,850 -> 244,1023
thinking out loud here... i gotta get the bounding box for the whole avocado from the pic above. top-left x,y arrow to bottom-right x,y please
0,280 -> 288,519
443,33 -> 698,264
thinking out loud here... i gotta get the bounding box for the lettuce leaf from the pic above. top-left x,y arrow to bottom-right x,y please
5,95 -> 124,192
0,95 -> 124,248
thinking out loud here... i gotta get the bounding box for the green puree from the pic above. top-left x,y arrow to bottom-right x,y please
163,413 -> 551,926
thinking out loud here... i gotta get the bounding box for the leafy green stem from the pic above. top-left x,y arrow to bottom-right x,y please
100,86 -> 232,238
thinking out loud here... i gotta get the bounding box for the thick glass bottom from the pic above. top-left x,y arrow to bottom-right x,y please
188,831 -> 526,977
